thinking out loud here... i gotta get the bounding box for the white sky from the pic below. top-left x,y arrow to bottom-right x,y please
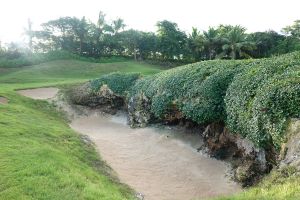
0,0 -> 300,43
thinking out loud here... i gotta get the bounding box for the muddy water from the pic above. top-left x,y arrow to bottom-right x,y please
71,112 -> 241,200
19,88 -> 241,200
17,87 -> 59,100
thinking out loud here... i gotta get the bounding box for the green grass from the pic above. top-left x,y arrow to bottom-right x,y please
0,59 -> 162,200
0,60 -> 161,84
214,167 -> 300,200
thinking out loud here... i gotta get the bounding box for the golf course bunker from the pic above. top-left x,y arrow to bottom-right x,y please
0,97 -> 8,104
17,87 -> 59,100
71,112 -> 241,200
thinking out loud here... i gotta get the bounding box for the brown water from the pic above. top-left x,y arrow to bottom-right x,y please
71,112 -> 240,200
18,88 -> 241,200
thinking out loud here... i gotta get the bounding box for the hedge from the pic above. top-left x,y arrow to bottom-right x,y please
82,51 -> 300,149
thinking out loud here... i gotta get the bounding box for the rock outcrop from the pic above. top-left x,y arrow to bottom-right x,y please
202,122 -> 270,186
127,93 -> 152,128
70,83 -> 124,114
280,119 -> 300,171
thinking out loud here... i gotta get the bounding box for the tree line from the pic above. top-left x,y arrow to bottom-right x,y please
2,12 -> 300,63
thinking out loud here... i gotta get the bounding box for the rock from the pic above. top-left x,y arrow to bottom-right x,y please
69,82 -> 93,104
235,160 -> 254,184
127,93 -> 152,127
280,119 -> 300,171
70,83 -> 124,113
135,192 -> 145,200
80,135 -> 93,145
202,122 -> 270,186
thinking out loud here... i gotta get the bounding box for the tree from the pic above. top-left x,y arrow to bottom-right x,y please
187,27 -> 204,61
282,20 -> 300,39
73,17 -> 89,54
219,25 -> 254,59
138,32 -> 158,60
247,31 -> 285,58
156,20 -> 187,60
203,27 -> 220,60
119,29 -> 141,60
24,18 -> 34,52
112,18 -> 126,34
41,17 -> 89,54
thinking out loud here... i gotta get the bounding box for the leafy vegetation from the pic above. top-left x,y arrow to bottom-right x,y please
225,52 -> 300,148
126,52 -> 300,149
0,59 -> 162,199
90,72 -> 141,95
129,60 -> 245,123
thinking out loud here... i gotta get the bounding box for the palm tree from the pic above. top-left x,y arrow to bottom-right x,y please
97,11 -> 106,30
112,18 -> 126,34
188,27 -> 204,61
203,27 -> 220,60
220,25 -> 254,59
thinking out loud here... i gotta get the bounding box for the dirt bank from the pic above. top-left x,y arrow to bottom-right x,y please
19,88 -> 241,200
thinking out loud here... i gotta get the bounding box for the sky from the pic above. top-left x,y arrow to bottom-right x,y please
0,0 -> 300,44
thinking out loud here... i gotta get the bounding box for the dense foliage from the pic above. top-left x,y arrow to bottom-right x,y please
2,14 -> 300,68
225,52 -> 300,148
90,72 -> 141,95
85,52 -> 300,149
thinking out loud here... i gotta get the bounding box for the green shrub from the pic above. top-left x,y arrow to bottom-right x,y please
81,51 -> 300,149
225,52 -> 300,148
130,60 -> 250,123
90,72 -> 141,95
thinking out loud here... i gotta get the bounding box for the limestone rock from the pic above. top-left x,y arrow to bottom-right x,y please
202,122 -> 269,186
70,83 -> 124,113
128,93 -> 152,128
280,119 -> 300,171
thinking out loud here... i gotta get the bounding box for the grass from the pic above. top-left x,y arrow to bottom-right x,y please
214,167 -> 300,200
0,59 -> 162,200
0,60 -> 161,84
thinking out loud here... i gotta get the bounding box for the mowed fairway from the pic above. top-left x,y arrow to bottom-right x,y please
0,60 -> 161,200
